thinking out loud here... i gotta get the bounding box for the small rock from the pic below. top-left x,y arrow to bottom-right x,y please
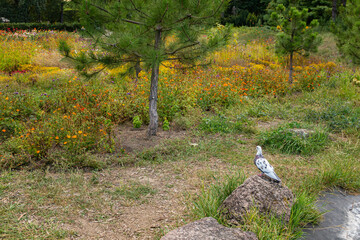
288,129 -> 314,138
161,217 -> 258,240
220,175 -> 293,224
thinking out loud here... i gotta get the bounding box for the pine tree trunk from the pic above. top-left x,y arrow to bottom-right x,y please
60,2 -> 64,23
332,0 -> 337,21
148,28 -> 161,136
135,59 -> 141,82
289,51 -> 294,84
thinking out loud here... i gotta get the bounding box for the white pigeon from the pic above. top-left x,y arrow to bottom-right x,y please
254,146 -> 281,182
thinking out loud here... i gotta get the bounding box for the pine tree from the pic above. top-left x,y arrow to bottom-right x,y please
270,3 -> 322,83
60,0 -> 230,136
332,0 -> 360,64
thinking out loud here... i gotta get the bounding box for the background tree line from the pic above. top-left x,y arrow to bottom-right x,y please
222,0 -> 346,27
0,0 -> 348,25
0,0 -> 78,23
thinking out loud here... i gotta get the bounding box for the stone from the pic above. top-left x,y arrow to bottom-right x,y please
219,175 -> 293,224
288,129 -> 315,138
161,217 -> 258,240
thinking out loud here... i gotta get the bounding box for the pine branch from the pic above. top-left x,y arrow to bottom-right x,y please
172,14 -> 192,25
122,18 -> 145,25
192,0 -> 225,20
129,0 -> 150,18
160,4 -> 169,23
166,42 -> 200,55
88,3 -> 145,25
181,26 -> 193,42
89,3 -> 115,17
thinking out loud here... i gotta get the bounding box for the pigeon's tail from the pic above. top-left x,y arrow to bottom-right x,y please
265,171 -> 281,182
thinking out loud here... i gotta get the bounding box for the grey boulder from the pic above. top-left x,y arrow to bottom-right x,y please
161,217 -> 258,240
220,175 -> 293,224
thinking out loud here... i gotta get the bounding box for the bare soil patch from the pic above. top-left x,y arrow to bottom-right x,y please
57,127 -> 244,239
61,158 -> 239,239
114,123 -> 188,153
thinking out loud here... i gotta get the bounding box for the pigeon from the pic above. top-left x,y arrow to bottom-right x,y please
254,146 -> 281,182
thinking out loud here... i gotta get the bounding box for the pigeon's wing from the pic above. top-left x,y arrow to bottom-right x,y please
264,170 -> 281,182
255,157 -> 281,182
255,157 -> 274,173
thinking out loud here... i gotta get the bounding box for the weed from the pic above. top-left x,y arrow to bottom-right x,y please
133,116 -> 142,128
162,117 -> 170,131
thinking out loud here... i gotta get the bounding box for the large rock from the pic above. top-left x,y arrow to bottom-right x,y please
161,217 -> 258,240
220,175 -> 293,224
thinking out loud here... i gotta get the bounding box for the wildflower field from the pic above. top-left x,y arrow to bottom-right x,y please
0,28 -> 340,168
1,27 -> 360,239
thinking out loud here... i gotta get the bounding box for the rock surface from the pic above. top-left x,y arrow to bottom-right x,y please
303,190 -> 360,240
220,175 -> 293,224
161,217 -> 258,240
289,129 -> 315,138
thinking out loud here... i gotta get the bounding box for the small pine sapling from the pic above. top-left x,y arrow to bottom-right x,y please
270,4 -> 322,84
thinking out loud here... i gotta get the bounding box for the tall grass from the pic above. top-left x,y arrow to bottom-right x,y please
192,173 -> 246,224
258,123 -> 329,155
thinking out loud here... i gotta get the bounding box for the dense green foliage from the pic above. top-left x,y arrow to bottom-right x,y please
266,0 -> 334,25
0,0 -> 77,23
333,0 -> 360,64
221,0 -> 271,26
298,0 -> 332,25
0,22 -> 81,31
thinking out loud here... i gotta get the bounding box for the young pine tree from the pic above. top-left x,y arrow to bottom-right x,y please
270,4 -> 322,84
60,0 -> 230,136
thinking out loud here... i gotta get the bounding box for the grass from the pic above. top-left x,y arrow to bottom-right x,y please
192,173 -> 246,224
198,114 -> 256,135
112,181 -> 157,201
1,27 -> 360,239
258,122 -> 330,155
240,191 -> 321,240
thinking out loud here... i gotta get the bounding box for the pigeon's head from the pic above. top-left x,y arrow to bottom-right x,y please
256,146 -> 262,155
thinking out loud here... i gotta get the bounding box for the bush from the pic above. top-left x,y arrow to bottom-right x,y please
0,40 -> 36,73
0,22 -> 82,32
